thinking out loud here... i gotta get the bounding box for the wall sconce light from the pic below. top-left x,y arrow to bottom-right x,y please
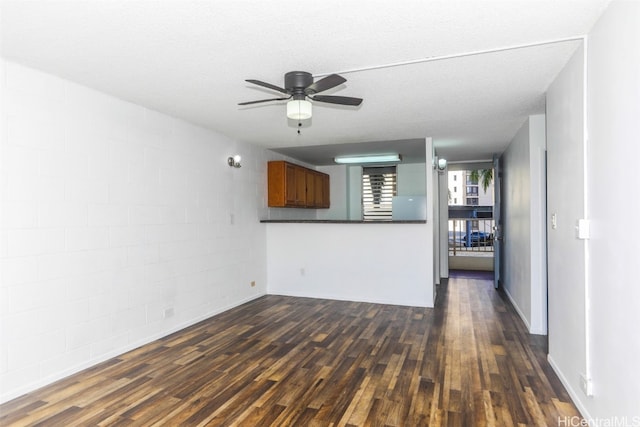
433,156 -> 447,173
227,155 -> 242,168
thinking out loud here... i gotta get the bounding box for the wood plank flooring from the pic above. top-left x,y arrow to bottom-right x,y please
0,271 -> 581,426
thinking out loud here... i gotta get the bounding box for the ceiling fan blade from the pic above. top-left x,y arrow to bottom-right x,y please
246,79 -> 289,94
311,95 -> 363,106
238,96 -> 290,106
305,74 -> 346,94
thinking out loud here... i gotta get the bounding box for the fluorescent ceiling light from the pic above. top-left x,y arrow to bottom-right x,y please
334,154 -> 401,164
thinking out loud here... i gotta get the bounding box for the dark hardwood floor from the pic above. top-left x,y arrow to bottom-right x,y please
0,271 -> 580,426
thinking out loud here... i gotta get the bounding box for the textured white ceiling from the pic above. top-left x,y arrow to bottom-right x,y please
0,0 -> 610,162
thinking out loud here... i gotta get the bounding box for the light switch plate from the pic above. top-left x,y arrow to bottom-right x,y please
577,219 -> 590,239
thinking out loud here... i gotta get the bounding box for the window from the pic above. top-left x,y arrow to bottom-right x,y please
454,186 -> 457,192
453,175 -> 457,181
466,197 -> 479,205
466,186 -> 478,195
362,166 -> 397,221
454,198 -> 457,204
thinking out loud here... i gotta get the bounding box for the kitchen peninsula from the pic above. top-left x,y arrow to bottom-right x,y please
263,155 -> 437,308
262,219 -> 434,308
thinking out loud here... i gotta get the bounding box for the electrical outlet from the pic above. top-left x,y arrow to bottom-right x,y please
580,374 -> 593,397
250,281 -> 256,287
163,308 -> 174,319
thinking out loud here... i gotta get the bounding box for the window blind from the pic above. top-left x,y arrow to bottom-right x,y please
362,166 -> 397,221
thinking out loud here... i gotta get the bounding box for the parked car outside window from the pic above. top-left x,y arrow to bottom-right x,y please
462,231 -> 493,247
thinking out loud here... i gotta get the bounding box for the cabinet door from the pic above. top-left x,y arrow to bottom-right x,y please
268,161 -> 286,207
306,170 -> 318,207
321,173 -> 330,208
294,166 -> 306,205
314,173 -> 324,207
285,163 -> 297,205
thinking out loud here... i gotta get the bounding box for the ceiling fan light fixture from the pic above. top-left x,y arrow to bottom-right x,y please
287,99 -> 312,120
334,154 -> 402,164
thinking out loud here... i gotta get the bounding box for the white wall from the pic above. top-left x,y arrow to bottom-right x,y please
425,138 -> 437,303
528,115 -> 547,335
0,60 -> 269,403
438,167 -> 449,279
347,165 -> 362,220
500,114 -> 547,334
586,2 -> 640,419
431,165 -> 440,285
266,223 -> 432,307
546,43 -> 587,409
546,1 -> 640,421
397,163 -> 427,196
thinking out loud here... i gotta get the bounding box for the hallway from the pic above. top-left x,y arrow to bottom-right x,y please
436,271 -> 579,425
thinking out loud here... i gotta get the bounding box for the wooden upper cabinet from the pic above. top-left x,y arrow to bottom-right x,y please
311,172 -> 330,208
306,170 -> 318,207
312,172 -> 322,207
321,173 -> 330,208
284,163 -> 297,205
294,167 -> 307,206
268,161 -> 330,208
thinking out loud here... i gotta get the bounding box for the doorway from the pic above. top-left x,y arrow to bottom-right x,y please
446,165 -> 496,273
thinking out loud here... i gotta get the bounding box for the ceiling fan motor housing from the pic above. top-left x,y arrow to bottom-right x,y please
239,71 -> 361,107
285,71 -> 314,93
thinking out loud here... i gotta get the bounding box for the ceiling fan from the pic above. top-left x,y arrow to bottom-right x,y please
238,71 -> 363,120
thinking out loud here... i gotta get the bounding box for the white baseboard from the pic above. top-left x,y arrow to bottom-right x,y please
0,293 -> 265,405
503,287 -> 532,330
547,354 -> 592,421
502,287 -> 547,335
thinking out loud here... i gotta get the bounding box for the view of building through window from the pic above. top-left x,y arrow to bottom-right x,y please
448,170 -> 494,206
448,169 -> 495,256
